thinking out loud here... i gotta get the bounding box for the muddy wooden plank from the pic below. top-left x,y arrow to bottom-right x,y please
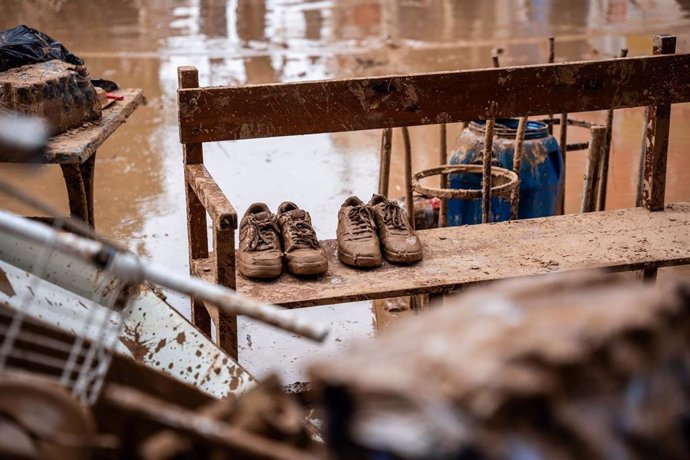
178,54 -> 690,143
193,204 -> 690,308
25,88 -> 144,164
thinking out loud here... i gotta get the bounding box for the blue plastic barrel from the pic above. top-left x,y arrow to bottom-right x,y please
448,119 -> 563,225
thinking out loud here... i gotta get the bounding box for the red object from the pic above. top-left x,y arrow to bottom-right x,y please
106,93 -> 124,101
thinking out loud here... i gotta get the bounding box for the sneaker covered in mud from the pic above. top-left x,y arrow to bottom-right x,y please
277,202 -> 328,276
369,194 -> 423,264
336,196 -> 382,268
239,203 -> 283,279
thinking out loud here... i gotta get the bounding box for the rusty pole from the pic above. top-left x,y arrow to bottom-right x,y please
378,128 -> 393,196
640,34 -> 676,282
641,35 -> 676,212
511,116 -> 528,220
547,37 -> 555,135
581,125 -> 607,213
558,112 -> 568,214
481,119 -> 496,223
439,123 -> 448,227
402,126 -> 415,229
598,48 -> 628,212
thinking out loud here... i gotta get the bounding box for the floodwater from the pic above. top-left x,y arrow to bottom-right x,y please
1,0 -> 689,384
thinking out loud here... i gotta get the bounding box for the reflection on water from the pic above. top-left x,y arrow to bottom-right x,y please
0,0 -> 689,382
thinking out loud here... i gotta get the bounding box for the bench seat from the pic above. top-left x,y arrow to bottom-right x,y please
191,203 -> 690,308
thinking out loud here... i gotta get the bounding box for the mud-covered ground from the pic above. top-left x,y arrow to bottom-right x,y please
0,0 -> 689,384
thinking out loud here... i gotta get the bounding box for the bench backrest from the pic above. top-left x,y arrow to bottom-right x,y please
178,52 -> 690,144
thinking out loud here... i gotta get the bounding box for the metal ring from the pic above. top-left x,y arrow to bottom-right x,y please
413,164 -> 518,200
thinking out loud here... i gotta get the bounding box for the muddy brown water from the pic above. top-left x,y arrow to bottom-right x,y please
1,0 -> 689,383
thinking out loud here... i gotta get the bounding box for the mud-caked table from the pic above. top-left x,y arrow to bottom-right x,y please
0,89 -> 144,227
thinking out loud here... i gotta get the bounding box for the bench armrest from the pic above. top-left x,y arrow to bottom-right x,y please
185,164 -> 237,230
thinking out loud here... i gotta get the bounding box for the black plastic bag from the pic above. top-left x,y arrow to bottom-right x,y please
0,25 -> 83,72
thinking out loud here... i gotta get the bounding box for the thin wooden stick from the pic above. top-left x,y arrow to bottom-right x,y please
511,117 -> 528,220
581,125 -> 607,213
402,126 -> 414,229
439,123 -> 448,227
379,128 -> 393,196
481,119 -> 496,223
598,48 -> 628,212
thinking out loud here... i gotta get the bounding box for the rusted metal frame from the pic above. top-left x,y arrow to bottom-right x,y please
178,66 -> 212,340
378,128 -> 392,196
581,126 -> 607,213
413,165 -> 518,200
598,48 -> 629,212
481,118 -> 496,223
636,107 -> 649,207
547,37 -> 556,135
642,35 -> 676,212
511,117 -> 528,220
438,123 -> 448,227
60,163 -> 90,225
102,384 -> 316,460
178,54 -> 690,143
402,126 -> 414,229
557,112 -> 568,214
641,35 -> 676,282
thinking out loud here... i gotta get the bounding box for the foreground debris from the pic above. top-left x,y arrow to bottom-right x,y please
311,273 -> 690,459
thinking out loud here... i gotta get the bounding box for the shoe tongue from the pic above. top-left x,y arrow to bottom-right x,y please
253,211 -> 271,221
286,209 -> 307,220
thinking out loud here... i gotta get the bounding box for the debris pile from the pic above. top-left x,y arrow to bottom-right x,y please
311,274 -> 690,459
0,60 -> 101,135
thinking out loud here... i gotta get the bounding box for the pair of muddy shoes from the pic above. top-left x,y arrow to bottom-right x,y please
239,202 -> 328,279
337,194 -> 423,268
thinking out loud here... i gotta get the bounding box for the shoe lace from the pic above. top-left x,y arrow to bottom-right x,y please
347,205 -> 376,241
287,219 -> 320,249
247,218 -> 280,251
382,201 -> 410,233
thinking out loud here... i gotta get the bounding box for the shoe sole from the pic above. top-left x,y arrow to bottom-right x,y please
382,247 -> 423,264
288,259 -> 328,276
338,249 -> 382,268
239,262 -> 283,279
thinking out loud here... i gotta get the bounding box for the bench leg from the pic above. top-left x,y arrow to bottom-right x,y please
192,298 -> 212,339
60,163 -> 90,225
60,153 -> 97,228
80,152 -> 96,227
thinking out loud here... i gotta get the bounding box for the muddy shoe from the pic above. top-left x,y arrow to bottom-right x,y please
336,196 -> 382,268
277,202 -> 328,276
369,194 -> 423,264
239,203 -> 283,279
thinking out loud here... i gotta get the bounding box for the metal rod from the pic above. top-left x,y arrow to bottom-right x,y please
378,128 -> 392,196
481,119 -> 496,223
0,210 -> 329,343
402,126 -> 415,229
636,106 -> 649,207
439,123 -> 448,227
558,112 -> 568,214
598,48 -> 628,212
581,125 -> 607,213
511,117 -> 528,220
547,36 -> 556,135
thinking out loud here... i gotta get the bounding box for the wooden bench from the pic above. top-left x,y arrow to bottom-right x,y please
177,34 -> 690,358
